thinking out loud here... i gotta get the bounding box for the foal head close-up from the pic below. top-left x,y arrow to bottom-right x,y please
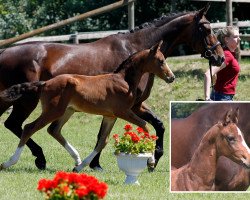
215,108 -> 250,169
145,41 -> 175,83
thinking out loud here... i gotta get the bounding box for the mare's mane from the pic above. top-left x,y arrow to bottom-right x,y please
120,11 -> 193,34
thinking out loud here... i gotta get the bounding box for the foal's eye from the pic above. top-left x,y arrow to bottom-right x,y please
225,135 -> 235,143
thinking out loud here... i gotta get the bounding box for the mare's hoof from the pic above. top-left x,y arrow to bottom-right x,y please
89,163 -> 103,171
35,157 -> 46,170
0,164 -> 4,171
92,166 -> 104,172
147,160 -> 155,173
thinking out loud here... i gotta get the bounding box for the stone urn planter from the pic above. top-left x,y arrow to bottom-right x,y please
115,152 -> 153,185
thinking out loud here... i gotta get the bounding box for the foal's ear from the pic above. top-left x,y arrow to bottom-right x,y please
231,107 -> 239,124
223,109 -> 233,126
149,40 -> 163,56
197,2 -> 210,18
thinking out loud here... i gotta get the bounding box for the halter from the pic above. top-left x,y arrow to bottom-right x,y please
198,21 -> 221,59
196,19 -> 221,100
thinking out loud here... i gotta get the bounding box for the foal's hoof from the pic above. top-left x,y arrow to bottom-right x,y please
35,157 -> 46,170
72,167 -> 79,173
0,164 -> 4,171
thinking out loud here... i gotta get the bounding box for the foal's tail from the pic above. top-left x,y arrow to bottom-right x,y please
0,81 -> 45,102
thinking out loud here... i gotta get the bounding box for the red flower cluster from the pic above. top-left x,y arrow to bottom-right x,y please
37,171 -> 108,200
113,124 -> 158,154
124,131 -> 141,143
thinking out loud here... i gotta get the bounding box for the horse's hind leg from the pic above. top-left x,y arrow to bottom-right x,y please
74,116 -> 117,173
0,106 -> 66,170
132,102 -> 165,171
47,108 -> 82,166
3,96 -> 46,170
89,117 -> 117,170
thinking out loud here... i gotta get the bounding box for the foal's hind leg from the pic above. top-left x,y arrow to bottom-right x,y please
3,96 -> 46,170
47,108 -> 82,166
132,102 -> 165,171
74,116 -> 117,173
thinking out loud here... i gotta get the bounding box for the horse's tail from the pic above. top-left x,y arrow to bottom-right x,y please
0,81 -> 46,102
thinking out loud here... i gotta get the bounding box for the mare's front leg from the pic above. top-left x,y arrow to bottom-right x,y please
2,95 -> 46,170
74,116 -> 117,173
132,102 -> 165,171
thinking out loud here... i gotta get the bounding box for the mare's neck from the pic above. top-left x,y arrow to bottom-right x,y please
187,126 -> 219,189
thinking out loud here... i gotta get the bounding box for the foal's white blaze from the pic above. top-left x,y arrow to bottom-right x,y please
64,142 -> 81,165
237,127 -> 250,154
2,146 -> 24,169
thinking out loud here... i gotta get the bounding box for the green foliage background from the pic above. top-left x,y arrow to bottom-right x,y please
0,0 -> 249,40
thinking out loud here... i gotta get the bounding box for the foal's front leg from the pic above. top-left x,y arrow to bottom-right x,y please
116,109 -> 155,166
132,102 -> 165,171
73,116 -> 117,173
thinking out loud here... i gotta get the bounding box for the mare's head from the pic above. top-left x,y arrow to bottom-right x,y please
144,41 -> 175,83
214,108 -> 250,169
171,3 -> 224,66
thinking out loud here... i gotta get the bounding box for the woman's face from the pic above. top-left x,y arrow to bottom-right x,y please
225,29 -> 240,52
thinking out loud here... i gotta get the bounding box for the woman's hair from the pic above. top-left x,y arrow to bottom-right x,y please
216,26 -> 239,46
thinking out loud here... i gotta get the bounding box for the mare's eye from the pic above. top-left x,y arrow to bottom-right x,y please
226,135 -> 235,143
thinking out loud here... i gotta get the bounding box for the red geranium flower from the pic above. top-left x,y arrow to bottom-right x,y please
37,172 -> 108,200
136,127 -> 145,134
124,124 -> 133,131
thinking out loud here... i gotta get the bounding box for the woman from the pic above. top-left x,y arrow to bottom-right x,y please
204,26 -> 241,101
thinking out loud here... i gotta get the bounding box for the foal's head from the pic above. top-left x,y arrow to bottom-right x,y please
143,41 -> 175,83
214,108 -> 250,169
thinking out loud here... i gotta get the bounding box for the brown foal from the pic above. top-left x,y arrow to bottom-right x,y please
171,108 -> 250,191
0,41 -> 174,172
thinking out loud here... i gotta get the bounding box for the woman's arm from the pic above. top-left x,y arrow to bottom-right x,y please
204,62 -> 226,100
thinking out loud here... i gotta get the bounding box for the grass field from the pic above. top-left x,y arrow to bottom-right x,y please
0,56 -> 250,200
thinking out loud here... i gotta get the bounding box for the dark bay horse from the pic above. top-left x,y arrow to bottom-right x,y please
171,103 -> 250,190
171,108 -> 250,191
0,4 -> 224,170
0,42 -> 174,171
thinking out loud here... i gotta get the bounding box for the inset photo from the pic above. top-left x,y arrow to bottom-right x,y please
170,102 -> 250,192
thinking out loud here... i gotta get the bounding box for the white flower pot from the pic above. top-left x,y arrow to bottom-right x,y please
115,153 -> 153,185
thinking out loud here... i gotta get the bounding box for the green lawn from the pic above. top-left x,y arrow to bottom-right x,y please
0,56 -> 250,199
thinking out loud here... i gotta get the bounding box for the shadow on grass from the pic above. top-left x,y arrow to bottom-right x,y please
173,68 -> 250,82
2,167 -> 63,174
173,69 -> 205,81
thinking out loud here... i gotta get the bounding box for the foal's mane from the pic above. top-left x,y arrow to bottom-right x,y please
120,11 -> 194,34
113,51 -> 139,73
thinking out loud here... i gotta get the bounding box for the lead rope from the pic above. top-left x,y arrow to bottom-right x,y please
209,60 -> 215,100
